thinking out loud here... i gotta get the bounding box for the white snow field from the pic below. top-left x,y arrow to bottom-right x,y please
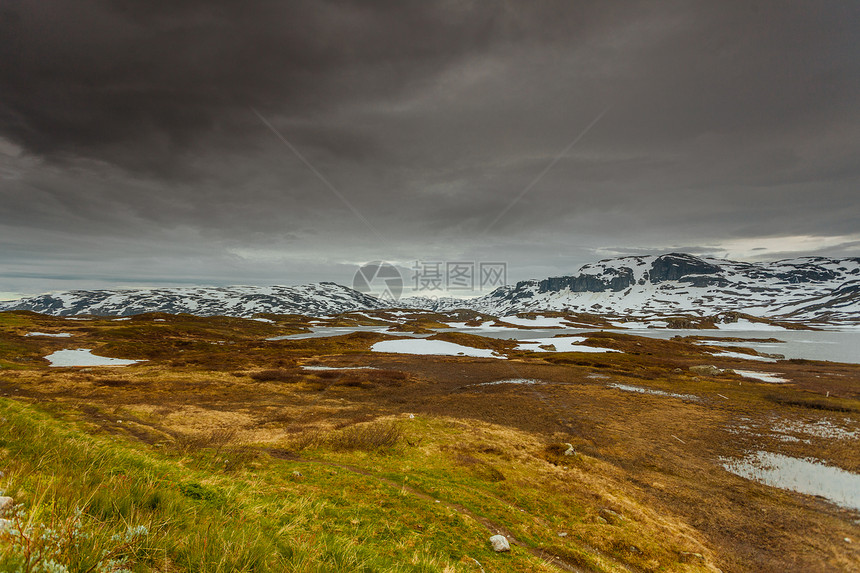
25,332 -> 72,338
515,336 -> 620,353
45,349 -> 141,367
710,351 -> 777,362
498,316 -> 570,328
607,383 -> 700,401
734,370 -> 790,383
370,339 -> 503,358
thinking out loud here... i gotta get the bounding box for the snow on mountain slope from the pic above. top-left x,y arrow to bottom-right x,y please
0,282 -> 387,318
2,254 -> 859,323
404,253 -> 860,324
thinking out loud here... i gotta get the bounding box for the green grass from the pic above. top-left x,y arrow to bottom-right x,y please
0,400 -> 581,572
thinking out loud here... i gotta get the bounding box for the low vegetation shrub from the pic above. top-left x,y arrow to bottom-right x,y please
451,453 -> 506,482
249,368 -> 303,383
178,482 -> 218,502
765,394 -> 857,413
0,498 -> 151,573
170,427 -> 237,455
326,421 -> 402,452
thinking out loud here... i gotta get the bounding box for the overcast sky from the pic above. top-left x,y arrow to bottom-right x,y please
1,1 -> 858,299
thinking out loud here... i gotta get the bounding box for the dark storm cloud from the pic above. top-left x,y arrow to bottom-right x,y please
0,1 -> 858,295
0,0 -> 617,174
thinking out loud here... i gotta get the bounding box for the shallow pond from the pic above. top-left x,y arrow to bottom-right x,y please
722,451 -> 860,511
266,324 -> 860,364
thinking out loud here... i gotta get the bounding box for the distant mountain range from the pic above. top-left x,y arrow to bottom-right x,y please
3,253 -> 859,324
414,253 -> 860,324
0,282 -> 388,318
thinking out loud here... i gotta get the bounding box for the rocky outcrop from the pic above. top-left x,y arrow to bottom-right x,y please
539,266 -> 635,293
649,253 -> 722,284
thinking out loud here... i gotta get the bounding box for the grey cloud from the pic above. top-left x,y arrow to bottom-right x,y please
0,1 -> 858,295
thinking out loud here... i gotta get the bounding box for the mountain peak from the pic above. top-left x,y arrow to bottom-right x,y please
2,253 -> 859,324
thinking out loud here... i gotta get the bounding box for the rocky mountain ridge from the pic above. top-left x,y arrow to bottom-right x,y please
3,253 -> 859,324
0,282 -> 387,318
404,253 -> 860,324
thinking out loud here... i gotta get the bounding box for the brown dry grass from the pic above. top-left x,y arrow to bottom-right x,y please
1,310 -> 859,572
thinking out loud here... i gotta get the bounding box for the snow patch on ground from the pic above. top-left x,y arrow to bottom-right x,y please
716,319 -> 787,331
45,349 -> 141,367
471,378 -> 541,387
734,370 -> 789,383
371,339 -> 504,359
608,320 -> 669,329
710,351 -> 777,362
607,383 -> 700,401
516,336 -> 620,353
499,316 -> 569,328
301,365 -> 374,371
772,419 -> 859,441
25,332 -> 72,338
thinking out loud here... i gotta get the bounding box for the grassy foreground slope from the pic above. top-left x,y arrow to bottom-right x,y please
0,398 -> 716,573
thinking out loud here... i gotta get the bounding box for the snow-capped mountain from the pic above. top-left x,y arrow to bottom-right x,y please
0,282 -> 387,318
416,253 -> 860,324
2,254 -> 859,324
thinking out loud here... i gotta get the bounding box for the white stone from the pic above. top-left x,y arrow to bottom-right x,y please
489,534 -> 510,552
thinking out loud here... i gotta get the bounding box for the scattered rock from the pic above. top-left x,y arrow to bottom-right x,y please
291,471 -> 303,478
557,532 -> 568,537
0,496 -> 13,513
680,551 -> 705,564
563,443 -> 576,456
673,368 -> 683,373
689,365 -> 723,376
595,516 -> 608,525
845,537 -> 852,544
489,534 -> 510,552
598,508 -> 623,525
629,545 -> 643,555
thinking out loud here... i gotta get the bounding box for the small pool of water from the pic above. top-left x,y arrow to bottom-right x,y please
722,451 -> 860,511
265,325 -> 860,363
